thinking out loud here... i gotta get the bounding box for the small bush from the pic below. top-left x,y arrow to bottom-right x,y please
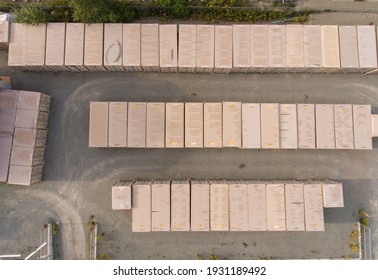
97,253 -> 111,260
13,5 -> 50,25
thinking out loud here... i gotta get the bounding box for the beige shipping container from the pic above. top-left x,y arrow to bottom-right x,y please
132,181 -> 152,232
108,102 -> 127,148
303,25 -> 322,69
8,23 -> 27,67
338,26 -> 359,69
89,102 -> 108,148
266,183 -> 286,231
357,26 -> 378,69
250,25 -> 269,71
159,24 -> 177,72
127,102 -> 146,148
196,25 -> 215,72
229,181 -> 248,231
242,103 -> 261,149
65,23 -> 86,71
13,128 -> 47,148
185,103 -> 203,148
304,184 -> 325,231
18,91 -> 51,112
112,181 -> 132,210
0,135 -> 12,182
178,25 -> 196,72
316,104 -> 335,149
353,104 -> 372,149
141,24 -> 159,72
45,23 -> 67,71
268,25 -> 287,69
321,25 -> 340,69
7,164 -> 43,185
204,103 -> 222,148
191,180 -> 210,231
285,184 -> 305,231
261,103 -> 280,149
25,24 -> 47,70
297,104 -> 316,149
286,25 -> 304,68
104,24 -> 123,71
214,26 -> 233,73
0,21 -> 9,44
210,180 -> 229,231
146,103 -> 165,148
151,180 -> 171,231
279,104 -> 298,149
15,109 -> 49,130
123,24 -> 141,71
166,103 -> 184,148
247,182 -> 267,231
233,25 -> 251,72
334,104 -> 354,149
322,182 -> 344,208
171,180 -> 190,231
84,23 -> 105,71
372,114 -> 378,137
222,102 -> 241,148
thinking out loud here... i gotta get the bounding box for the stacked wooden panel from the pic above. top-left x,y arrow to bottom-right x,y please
151,180 -> 171,231
214,26 -> 233,73
104,24 -> 123,71
141,24 -> 159,72
65,23 -> 86,71
123,24 -> 141,71
232,25 -> 250,72
178,25 -> 196,73
112,181 -> 132,210
159,25 -> 177,72
45,23 -> 67,71
84,24 -> 105,71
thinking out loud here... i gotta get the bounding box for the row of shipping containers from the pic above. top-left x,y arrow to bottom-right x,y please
111,180 -> 344,232
89,102 -> 374,150
0,89 -> 51,185
7,23 -> 378,73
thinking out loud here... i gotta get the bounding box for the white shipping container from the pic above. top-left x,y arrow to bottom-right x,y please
242,103 -> 261,149
285,184 -> 305,231
228,181 -> 248,231
146,103 -> 165,148
108,102 -> 127,148
353,104 -> 372,149
210,180 -> 229,231
8,23 -> 27,67
89,102 -> 108,148
357,26 -> 378,68
266,184 -> 286,231
250,25 -> 269,69
304,184 -> 325,231
233,25 -> 251,71
321,26 -> 340,69
204,103 -> 222,148
247,182 -> 267,231
222,102 -> 241,148
297,104 -> 316,149
159,25 -> 177,71
279,104 -> 298,149
334,104 -> 354,149
151,180 -> 171,231
25,24 -> 46,68
322,183 -> 344,208
268,25 -> 287,68
191,180 -> 210,231
316,104 -> 335,149
185,103 -> 203,148
338,26 -> 359,69
141,24 -> 159,71
261,103 -> 280,149
84,23 -> 105,71
123,24 -> 141,71
303,25 -> 322,68
127,103 -> 146,148
132,181 -> 151,232
45,23 -> 66,69
214,26 -> 233,72
196,25 -> 215,72
104,24 -> 123,71
286,25 -> 304,68
65,23 -> 86,71
112,181 -> 132,210
171,180 -> 190,231
166,103 -> 184,148
178,25 -> 196,72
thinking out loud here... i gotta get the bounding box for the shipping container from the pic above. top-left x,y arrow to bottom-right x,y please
372,114 -> 378,137
204,103 -> 222,148
159,24 -> 177,72
353,104 -> 372,149
209,180 -> 229,231
242,103 -> 261,149
246,182 -> 267,231
171,180 -> 190,231
304,184 -> 325,231
127,102 -> 146,148
7,164 -> 43,185
8,23 -> 27,67
104,24 -> 123,71
165,103 -> 184,148
13,128 -> 47,148
228,180 -> 248,231
334,104 -> 354,149
151,180 -> 171,231
0,135 -> 12,182
191,180 -> 210,231
141,24 -> 159,72
15,109 -> 49,130
123,24 -> 141,71
261,103 -> 280,149
316,104 -> 335,149
112,181 -> 132,210
132,181 -> 152,232
45,23 -> 67,71
222,102 -> 241,148
196,25 -> 215,73
297,104 -> 316,149
357,26 -> 378,69
25,24 -> 47,70
233,25 -> 251,72
214,26 -> 232,73
266,183 -> 286,231
285,183 -> 305,231
250,25 -> 269,72
178,25 -> 196,72
89,102 -> 108,148
303,25 -> 322,70
65,23 -> 86,71
185,103 -> 203,148
279,104 -> 298,149
321,26 -> 341,71
338,26 -> 359,70
146,103 -> 165,148
108,102 -> 127,148
268,25 -> 287,70
286,25 -> 304,69
0,21 -> 9,44
10,146 -> 45,167
84,23 -> 105,71
322,182 -> 344,208
18,91 -> 51,112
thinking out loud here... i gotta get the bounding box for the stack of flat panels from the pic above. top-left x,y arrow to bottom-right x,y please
8,23 -> 27,69
171,180 -> 190,231
178,25 -> 196,73
353,104 -> 372,149
123,24 -> 142,71
334,104 -> 354,149
209,180 -> 229,231
322,182 -> 344,208
108,102 -> 127,148
261,103 -> 280,149
128,102 -> 146,148
285,25 -> 304,72
25,24 -> 47,71
304,183 -> 325,231
196,25 -> 215,73
190,180 -> 210,231
242,103 -> 261,149
45,23 -> 67,71
315,104 -> 335,149
204,103 -> 223,148
214,26 -> 233,73
185,103 -> 203,148
228,180 -> 248,231
303,25 -> 322,71
222,102 -> 241,148
112,181 -> 132,210
246,181 -> 267,231
0,21 -> 9,47
104,24 -> 123,71
320,25 -> 341,72
166,103 -> 184,148
141,24 -> 159,72
250,25 -> 269,72
297,104 -> 316,149
232,25 -> 250,72
132,181 -> 152,232
84,24 -> 105,71
89,102 -> 109,148
268,25 -> 287,72
338,26 -> 359,72
372,114 -> 378,137
357,26 -> 378,70
146,103 -> 165,148
285,183 -> 305,231
279,104 -> 298,149
159,25 -> 177,72
266,183 -> 286,231
65,23 -> 86,72
151,180 -> 171,231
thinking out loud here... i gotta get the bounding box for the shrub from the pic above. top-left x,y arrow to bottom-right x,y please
13,5 -> 50,25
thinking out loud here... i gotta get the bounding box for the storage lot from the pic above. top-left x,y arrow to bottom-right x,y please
0,58 -> 377,259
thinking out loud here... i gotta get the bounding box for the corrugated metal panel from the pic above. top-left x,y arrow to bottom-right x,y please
316,104 -> 335,149
196,25 -> 214,72
104,24 -> 123,70
214,26 -> 232,72
108,102 -> 127,148
8,23 -> 27,67
222,102 -> 241,148
112,181 -> 132,210
13,128 -> 47,148
0,135 -> 12,182
166,103 -> 184,148
268,25 -> 287,68
338,26 -> 359,68
185,103 -> 203,148
303,25 -> 322,68
151,180 -> 170,231
250,25 -> 269,68
0,21 -> 9,43
286,25 -> 304,68
372,114 -> 378,137
334,104 -> 354,149
321,25 -> 340,68
146,103 -> 165,148
247,182 -> 267,231
178,25 -> 196,72
127,102 -> 146,148
242,103 -> 261,149
357,25 -> 378,68
132,182 -> 151,232
304,184 -> 325,231
191,180 -> 210,231
353,104 -> 372,149
261,103 -> 280,149
210,180 -> 229,231
15,109 -> 49,129
84,23 -> 105,70
159,24 -> 177,71
7,164 -> 43,185
25,24 -> 46,68
266,183 -> 286,231
65,23 -> 85,70
285,184 -> 305,231
89,102 -> 108,148
141,24 -> 159,71
323,183 -> 344,208
204,103 -> 222,148
123,24 -> 141,71
279,104 -> 298,149
233,25 -> 250,71
229,181 -> 248,231
297,104 -> 315,149
171,180 -> 190,231
45,23 -> 66,69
